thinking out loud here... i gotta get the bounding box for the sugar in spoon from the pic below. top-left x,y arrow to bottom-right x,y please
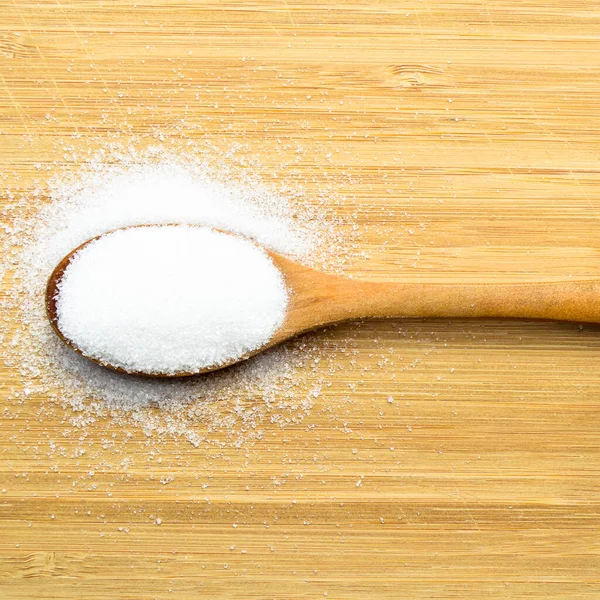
47,225 -> 600,378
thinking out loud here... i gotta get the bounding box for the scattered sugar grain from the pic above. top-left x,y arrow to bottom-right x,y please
0,144 -> 353,447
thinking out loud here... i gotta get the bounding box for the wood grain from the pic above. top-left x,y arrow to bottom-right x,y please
1,1 -> 600,598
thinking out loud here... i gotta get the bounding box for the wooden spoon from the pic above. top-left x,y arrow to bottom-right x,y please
47,228 -> 600,378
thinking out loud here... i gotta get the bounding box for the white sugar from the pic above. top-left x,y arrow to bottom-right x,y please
0,143 -> 353,447
55,226 -> 288,375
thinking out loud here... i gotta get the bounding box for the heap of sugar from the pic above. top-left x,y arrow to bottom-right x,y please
34,159 -> 315,277
55,226 -> 289,376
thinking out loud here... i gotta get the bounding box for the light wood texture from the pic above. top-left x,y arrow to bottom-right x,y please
2,1 -> 600,598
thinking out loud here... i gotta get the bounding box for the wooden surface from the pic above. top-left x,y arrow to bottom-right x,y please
2,1 -> 600,598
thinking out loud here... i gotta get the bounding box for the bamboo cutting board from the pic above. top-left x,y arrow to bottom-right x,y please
1,1 -> 600,598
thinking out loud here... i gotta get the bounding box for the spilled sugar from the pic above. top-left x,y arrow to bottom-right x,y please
0,144 -> 353,447
55,225 -> 289,375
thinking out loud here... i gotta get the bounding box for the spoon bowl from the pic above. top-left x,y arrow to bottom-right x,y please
47,226 -> 600,378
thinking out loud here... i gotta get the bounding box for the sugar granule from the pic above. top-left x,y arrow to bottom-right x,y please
55,225 -> 288,375
0,144 -> 352,447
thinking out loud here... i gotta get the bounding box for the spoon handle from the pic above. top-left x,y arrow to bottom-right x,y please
270,254 -> 600,343
337,278 -> 600,323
